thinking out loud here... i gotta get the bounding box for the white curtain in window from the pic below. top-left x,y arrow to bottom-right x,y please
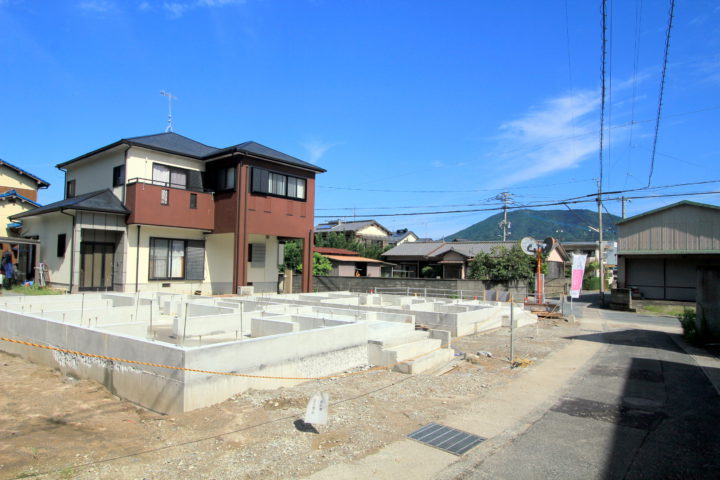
170,240 -> 185,278
170,169 -> 187,189
150,239 -> 169,278
152,164 -> 170,186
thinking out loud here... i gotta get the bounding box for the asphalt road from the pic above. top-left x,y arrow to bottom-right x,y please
456,302 -> 720,480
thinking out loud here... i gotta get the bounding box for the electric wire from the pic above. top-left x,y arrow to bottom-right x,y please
647,0 -> 676,186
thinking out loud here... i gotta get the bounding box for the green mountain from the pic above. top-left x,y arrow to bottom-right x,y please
445,209 -> 620,242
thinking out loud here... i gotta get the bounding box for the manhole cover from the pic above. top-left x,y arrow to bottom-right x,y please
407,423 -> 485,456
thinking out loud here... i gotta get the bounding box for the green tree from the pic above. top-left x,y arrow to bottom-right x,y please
314,232 -> 390,260
284,241 -> 332,276
312,252 -> 332,276
467,246 -> 535,282
282,240 -> 304,273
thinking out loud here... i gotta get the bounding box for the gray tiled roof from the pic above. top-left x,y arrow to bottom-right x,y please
383,241 -> 517,260
57,132 -> 326,173
315,219 -> 390,235
127,132 -> 219,157
10,189 -> 129,219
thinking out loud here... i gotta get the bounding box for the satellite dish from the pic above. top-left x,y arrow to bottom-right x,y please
542,237 -> 557,255
520,237 -> 539,256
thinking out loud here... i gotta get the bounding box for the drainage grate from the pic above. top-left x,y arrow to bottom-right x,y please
407,423 -> 485,456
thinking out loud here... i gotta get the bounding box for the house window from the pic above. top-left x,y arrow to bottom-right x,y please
189,193 -> 197,209
215,167 -> 236,191
249,243 -> 265,266
149,238 -> 205,280
66,180 -> 76,199
152,163 -> 188,189
160,189 -> 169,205
251,167 -> 306,200
112,165 -> 125,187
57,234 -> 66,257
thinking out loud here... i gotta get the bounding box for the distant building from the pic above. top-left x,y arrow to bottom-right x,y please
382,240 -> 568,279
388,228 -> 418,246
315,219 -> 392,247
617,200 -> 720,301
314,246 -> 390,277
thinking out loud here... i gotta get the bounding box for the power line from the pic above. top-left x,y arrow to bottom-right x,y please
317,178 -> 595,194
316,190 -> 720,219
599,0 -> 608,189
317,179 -> 720,214
647,0 -> 676,186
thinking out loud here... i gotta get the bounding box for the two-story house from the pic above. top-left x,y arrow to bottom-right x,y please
315,219 -> 392,247
12,132 -> 324,294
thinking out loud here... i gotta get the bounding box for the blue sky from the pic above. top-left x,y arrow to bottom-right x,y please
1,0 -> 718,240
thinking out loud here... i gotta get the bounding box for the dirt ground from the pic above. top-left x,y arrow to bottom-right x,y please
0,318 -> 580,480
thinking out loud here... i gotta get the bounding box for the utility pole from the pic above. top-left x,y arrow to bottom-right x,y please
497,192 -> 512,241
597,179 -> 605,301
621,196 -> 626,219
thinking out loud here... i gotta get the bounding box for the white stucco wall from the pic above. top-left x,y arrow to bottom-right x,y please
206,233 -> 234,294
247,233 -> 280,291
20,212 -> 73,289
64,147 -> 126,199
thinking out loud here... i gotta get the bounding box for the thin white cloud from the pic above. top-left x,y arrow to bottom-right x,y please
489,90 -> 602,186
162,0 -> 244,18
78,0 -> 116,12
302,140 -> 340,164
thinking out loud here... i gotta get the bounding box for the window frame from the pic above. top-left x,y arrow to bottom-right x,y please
189,193 -> 197,209
57,233 -> 67,258
250,167 -> 307,201
148,237 -> 205,281
213,166 -> 236,192
112,165 -> 125,187
66,180 -> 76,199
151,163 -> 190,190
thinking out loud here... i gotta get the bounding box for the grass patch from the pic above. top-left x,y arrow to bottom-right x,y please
9,285 -> 64,296
641,304 -> 695,317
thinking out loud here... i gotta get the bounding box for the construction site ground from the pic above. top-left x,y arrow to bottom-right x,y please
1,318 -> 580,480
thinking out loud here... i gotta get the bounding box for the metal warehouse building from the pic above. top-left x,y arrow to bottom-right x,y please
617,200 -> 720,301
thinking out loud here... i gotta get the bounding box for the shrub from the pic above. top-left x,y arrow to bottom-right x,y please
677,309 -> 700,344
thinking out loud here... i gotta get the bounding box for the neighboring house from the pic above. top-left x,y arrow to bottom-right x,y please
12,132 -> 324,294
382,240 -> 568,280
315,219 -> 392,247
617,200 -> 720,301
388,228 -> 418,246
0,159 -> 50,282
0,159 -> 50,235
314,246 -> 389,277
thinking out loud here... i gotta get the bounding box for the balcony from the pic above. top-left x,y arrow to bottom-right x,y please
125,179 -> 214,231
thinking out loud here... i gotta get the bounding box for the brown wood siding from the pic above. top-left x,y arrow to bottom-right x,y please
0,186 -> 37,202
618,204 -> 720,253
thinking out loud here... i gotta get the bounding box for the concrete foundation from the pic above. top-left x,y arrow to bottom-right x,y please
0,291 -> 536,413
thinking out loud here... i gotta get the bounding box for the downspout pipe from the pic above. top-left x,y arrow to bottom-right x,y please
135,225 -> 141,293
59,208 -> 76,293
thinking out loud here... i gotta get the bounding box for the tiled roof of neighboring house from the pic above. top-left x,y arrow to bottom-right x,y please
616,200 -> 720,225
10,189 -> 129,219
0,158 -> 50,188
314,247 -> 359,255
323,254 -> 387,264
57,132 -> 326,173
0,189 -> 40,207
382,241 -> 446,258
315,219 -> 391,235
383,241 -> 520,260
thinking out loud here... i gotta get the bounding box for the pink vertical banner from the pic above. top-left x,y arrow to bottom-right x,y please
570,254 -> 587,298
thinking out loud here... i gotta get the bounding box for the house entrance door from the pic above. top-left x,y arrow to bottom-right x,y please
80,242 -> 115,291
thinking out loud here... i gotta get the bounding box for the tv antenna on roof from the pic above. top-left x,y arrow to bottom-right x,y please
160,90 -> 177,132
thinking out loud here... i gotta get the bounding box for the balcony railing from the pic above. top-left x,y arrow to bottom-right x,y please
125,179 -> 214,231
